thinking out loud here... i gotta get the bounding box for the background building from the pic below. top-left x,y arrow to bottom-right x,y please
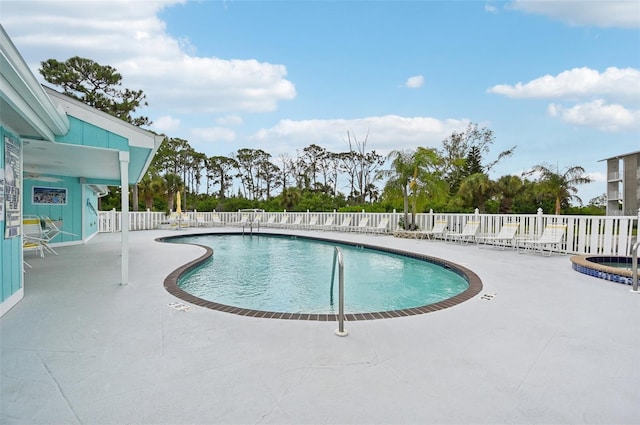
601,150 -> 640,216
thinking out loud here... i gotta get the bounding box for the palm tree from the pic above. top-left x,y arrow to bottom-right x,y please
138,173 -> 165,210
529,164 -> 593,215
382,150 -> 414,229
280,187 -> 301,210
457,173 -> 493,212
494,175 -> 524,214
163,173 -> 183,212
382,147 -> 443,230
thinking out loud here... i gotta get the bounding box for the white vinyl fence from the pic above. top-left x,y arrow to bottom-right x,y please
98,208 -> 639,256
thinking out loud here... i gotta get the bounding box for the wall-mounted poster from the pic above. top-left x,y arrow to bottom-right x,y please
0,168 -> 4,222
33,186 -> 68,205
4,136 -> 21,238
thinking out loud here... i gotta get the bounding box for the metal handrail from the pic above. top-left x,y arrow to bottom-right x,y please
331,247 -> 348,336
241,219 -> 260,236
632,240 -> 639,292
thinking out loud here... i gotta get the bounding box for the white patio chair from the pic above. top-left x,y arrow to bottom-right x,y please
446,221 -> 480,244
23,217 -> 46,258
318,216 -> 334,231
287,215 -> 303,228
368,218 -> 389,234
210,213 -> 224,226
40,216 -> 78,252
262,215 -> 277,227
476,222 -> 519,250
305,215 -> 319,230
196,214 -> 210,227
235,214 -> 250,227
167,212 -> 190,229
414,220 -> 448,240
274,215 -> 289,228
352,217 -> 369,232
333,216 -> 352,232
519,224 -> 567,256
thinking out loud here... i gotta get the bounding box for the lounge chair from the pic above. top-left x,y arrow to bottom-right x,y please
305,215 -> 319,230
259,215 -> 276,227
415,220 -> 448,240
210,213 -> 224,226
334,216 -> 352,232
367,218 -> 389,234
288,215 -> 303,228
446,221 -> 480,244
196,214 -> 210,227
352,217 -> 369,232
235,213 -> 250,227
318,216 -> 334,231
274,215 -> 289,228
476,222 -> 519,250
519,224 -> 567,256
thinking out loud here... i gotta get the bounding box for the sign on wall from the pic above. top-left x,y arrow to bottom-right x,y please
4,136 -> 21,238
32,186 -> 68,205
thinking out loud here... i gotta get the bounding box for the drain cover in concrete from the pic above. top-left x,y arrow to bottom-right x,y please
168,301 -> 191,311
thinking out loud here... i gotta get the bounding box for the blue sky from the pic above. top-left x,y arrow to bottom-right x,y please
2,1 -> 639,204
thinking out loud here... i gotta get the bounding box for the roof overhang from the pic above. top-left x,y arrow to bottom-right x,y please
599,150 -> 640,162
42,86 -> 164,185
2,24 -> 162,186
0,25 -> 69,140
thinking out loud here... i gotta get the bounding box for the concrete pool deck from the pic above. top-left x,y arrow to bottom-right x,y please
1,228 -> 639,424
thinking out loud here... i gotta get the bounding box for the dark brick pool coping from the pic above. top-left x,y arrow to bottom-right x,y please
158,232 -> 483,320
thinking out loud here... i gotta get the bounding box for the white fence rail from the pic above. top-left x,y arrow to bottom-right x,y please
98,208 -> 639,256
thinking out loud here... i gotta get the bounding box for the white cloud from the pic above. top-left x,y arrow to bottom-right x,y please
252,115 -> 470,157
191,127 -> 237,143
490,67 -> 640,132
484,3 -> 498,14
1,0 -> 296,115
509,0 -> 640,28
151,115 -> 181,134
488,67 -> 640,103
586,171 -> 607,184
404,75 -> 424,89
547,100 -> 640,132
216,115 -> 244,126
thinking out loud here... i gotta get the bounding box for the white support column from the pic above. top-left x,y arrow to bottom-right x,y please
119,151 -> 130,285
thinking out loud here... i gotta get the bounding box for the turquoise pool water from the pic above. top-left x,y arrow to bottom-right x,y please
171,234 -> 469,314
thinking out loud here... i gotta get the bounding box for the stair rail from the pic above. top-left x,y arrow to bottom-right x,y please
331,246 -> 348,336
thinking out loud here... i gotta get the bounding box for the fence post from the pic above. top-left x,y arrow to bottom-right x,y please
111,208 -> 117,233
536,208 -> 544,237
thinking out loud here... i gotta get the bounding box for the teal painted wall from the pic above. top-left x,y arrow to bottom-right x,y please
59,116 -> 129,151
0,127 -> 23,304
85,189 -> 99,237
55,117 -> 155,186
23,177 -> 84,243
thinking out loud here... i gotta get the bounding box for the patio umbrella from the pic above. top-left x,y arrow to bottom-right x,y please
176,191 -> 182,215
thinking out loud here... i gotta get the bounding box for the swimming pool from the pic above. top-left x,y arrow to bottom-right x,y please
161,233 -> 482,320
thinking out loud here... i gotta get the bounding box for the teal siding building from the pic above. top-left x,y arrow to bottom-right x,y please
0,26 -> 162,316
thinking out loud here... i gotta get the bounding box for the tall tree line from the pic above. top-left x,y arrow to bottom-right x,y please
40,56 -> 596,216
